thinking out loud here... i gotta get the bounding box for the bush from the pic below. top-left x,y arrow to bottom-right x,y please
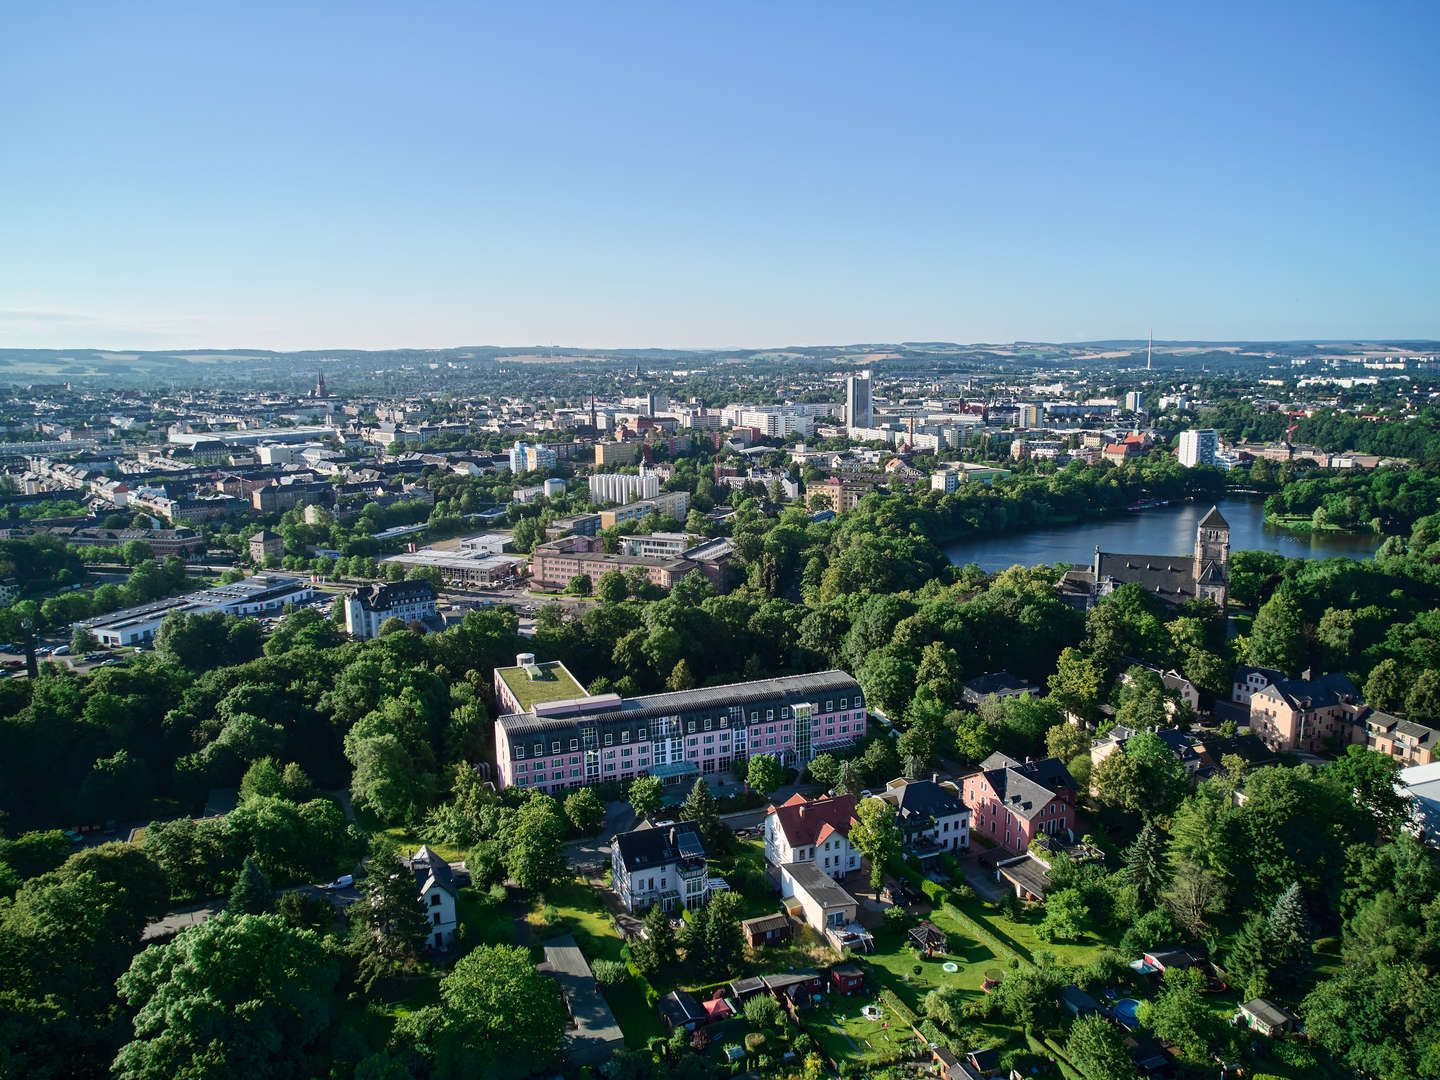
690,1029 -> 712,1051
912,964 -> 923,975
744,1033 -> 766,1052
592,958 -> 629,986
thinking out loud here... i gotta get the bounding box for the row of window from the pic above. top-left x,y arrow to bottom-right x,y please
510,696 -> 862,759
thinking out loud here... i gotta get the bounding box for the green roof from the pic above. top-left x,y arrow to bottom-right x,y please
496,661 -> 587,711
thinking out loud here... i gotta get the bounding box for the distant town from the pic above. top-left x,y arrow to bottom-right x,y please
3,339 -> 1440,1080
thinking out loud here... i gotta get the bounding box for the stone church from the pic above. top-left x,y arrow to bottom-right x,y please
1060,505 -> 1230,609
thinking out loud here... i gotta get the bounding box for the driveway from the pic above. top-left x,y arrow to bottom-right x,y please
564,799 -> 635,870
961,853 -> 1009,903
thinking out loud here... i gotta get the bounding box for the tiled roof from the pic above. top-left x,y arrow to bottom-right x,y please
973,753 -> 1075,821
613,821 -> 705,873
767,794 -> 855,848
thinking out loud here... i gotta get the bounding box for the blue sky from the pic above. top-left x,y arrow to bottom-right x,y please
2,1 -> 1437,350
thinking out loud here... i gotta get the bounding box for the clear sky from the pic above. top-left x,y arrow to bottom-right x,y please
2,1 -> 1437,351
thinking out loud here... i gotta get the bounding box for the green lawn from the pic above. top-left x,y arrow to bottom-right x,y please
455,886 -> 512,949
528,876 -> 663,1048
708,839 -> 784,920
495,660 -> 587,710
863,917 -> 1000,1012
351,804 -> 465,863
949,894 -> 1109,968
801,1002 -> 914,1064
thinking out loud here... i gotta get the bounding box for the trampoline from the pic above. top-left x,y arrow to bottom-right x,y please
1112,998 -> 1141,1027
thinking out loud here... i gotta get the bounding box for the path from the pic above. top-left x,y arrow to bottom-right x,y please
508,884 -> 531,946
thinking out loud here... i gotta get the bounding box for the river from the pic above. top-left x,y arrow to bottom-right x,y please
941,497 -> 1381,573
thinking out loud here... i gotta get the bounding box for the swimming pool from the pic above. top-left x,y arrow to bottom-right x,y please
1111,998 -> 1140,1027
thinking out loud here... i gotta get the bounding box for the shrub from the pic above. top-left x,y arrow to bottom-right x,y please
912,964 -> 923,975
690,1029 -> 712,1051
592,958 -> 629,986
744,1033 -> 767,1052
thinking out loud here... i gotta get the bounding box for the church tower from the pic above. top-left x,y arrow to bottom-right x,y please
1193,505 -> 1230,607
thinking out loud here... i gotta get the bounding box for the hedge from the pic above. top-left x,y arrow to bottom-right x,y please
876,988 -> 919,1029
1025,1029 -> 1083,1080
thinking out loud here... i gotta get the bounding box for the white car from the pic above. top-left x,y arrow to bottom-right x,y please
320,874 -> 355,890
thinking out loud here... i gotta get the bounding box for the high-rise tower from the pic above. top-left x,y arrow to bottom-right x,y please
845,371 -> 873,429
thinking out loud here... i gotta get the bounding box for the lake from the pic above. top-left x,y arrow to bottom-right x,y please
942,497 -> 1381,573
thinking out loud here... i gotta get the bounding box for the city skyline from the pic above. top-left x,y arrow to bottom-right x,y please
3,2 -> 1438,351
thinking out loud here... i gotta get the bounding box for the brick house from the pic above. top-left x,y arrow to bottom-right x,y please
960,753 -> 1076,853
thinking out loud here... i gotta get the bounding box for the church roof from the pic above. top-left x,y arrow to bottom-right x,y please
1198,505 -> 1229,529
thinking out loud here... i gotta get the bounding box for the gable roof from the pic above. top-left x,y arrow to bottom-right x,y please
411,845 -> 456,897
767,794 -> 855,849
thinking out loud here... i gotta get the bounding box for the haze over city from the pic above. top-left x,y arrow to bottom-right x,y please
3,1 -> 1439,351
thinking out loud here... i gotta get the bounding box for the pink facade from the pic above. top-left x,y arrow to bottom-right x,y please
493,671 -> 867,795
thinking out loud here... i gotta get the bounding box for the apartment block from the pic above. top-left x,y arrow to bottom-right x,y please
493,665 -> 866,794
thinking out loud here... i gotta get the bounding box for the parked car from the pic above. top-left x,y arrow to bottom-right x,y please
51,645 -> 70,655
320,874 -> 355,890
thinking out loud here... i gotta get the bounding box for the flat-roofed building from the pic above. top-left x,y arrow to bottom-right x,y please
494,668 -> 866,794
78,574 -> 316,647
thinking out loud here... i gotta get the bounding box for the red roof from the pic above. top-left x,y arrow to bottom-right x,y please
766,794 -> 856,848
702,998 -> 733,1021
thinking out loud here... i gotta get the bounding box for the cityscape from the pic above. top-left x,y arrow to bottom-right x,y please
3,4 -> 1440,1080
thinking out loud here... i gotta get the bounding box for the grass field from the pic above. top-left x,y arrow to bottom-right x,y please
802,1002 -> 914,1064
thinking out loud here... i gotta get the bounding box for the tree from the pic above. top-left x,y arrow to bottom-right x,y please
1135,966 -> 1213,1060
1123,820 -> 1172,913
1265,881 -> 1313,989
1225,910 -> 1273,1000
746,754 -> 784,799
348,849 -> 430,991
69,626 -> 99,654
1245,592 -> 1308,676
681,891 -> 742,977
1065,1013 -> 1133,1080
1363,658 -> 1408,715
565,573 -> 592,596
742,993 -> 784,1029
806,753 -> 840,789
680,778 -> 723,847
228,853 -> 274,915
1092,731 -> 1188,818
505,794 -> 567,893
378,616 -> 407,636
1038,887 -> 1089,942
1044,722 -> 1090,765
629,774 -> 664,821
597,569 -> 628,604
398,944 -> 566,1080
563,787 -> 605,836
1327,745 -> 1408,838
239,756 -> 287,802
667,658 -> 696,691
630,902 -> 679,977
848,798 -> 901,891
113,913 -> 339,1080
1047,646 -> 1106,721
1167,862 -> 1224,938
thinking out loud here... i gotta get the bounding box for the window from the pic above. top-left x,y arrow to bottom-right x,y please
840,697 -> 848,710
825,700 -> 833,712
766,709 -> 774,722
704,718 -> 712,731
719,716 -> 728,728
516,762 -> 527,773
703,735 -> 713,745
533,743 -> 543,757
622,747 -> 632,757
604,733 -> 613,746
570,739 -> 578,751
570,768 -> 581,778
431,894 -> 442,907
551,741 -> 561,755
688,721 -> 696,733
781,706 -> 790,719
638,728 -> 647,741
750,711 -> 758,723
515,746 -> 525,759
621,730 -> 630,743
854,694 -> 863,707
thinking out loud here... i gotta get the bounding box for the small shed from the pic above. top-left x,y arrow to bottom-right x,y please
909,919 -> 949,957
830,964 -> 864,995
656,990 -> 708,1032
1239,997 -> 1293,1036
742,912 -> 791,947
1142,946 -> 1199,974
763,970 -> 824,1008
727,976 -> 768,1002
1059,985 -> 1102,1017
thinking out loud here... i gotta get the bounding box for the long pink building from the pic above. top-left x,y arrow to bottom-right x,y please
492,659 -> 866,794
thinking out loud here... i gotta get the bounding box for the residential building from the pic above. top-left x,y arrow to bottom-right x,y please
611,820 -> 713,913
248,529 -> 284,563
845,372 -> 873,429
1246,670 -> 1364,754
509,441 -> 557,473
1365,711 -> 1437,766
730,406 -> 815,438
344,580 -> 438,639
962,670 -> 1041,705
1090,725 -> 1204,782
594,440 -> 641,467
493,667 -> 866,793
871,777 -> 969,860
596,490 -> 689,529
1239,998 -> 1294,1037
588,469 -> 660,504
1177,428 -> 1218,468
960,752 -> 1077,852
780,859 -> 860,936
1059,505 -> 1229,609
1124,391 -> 1144,412
530,533 -> 725,593
77,574 -> 315,647
408,845 -> 458,950
810,475 -> 873,513
764,793 -> 860,877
